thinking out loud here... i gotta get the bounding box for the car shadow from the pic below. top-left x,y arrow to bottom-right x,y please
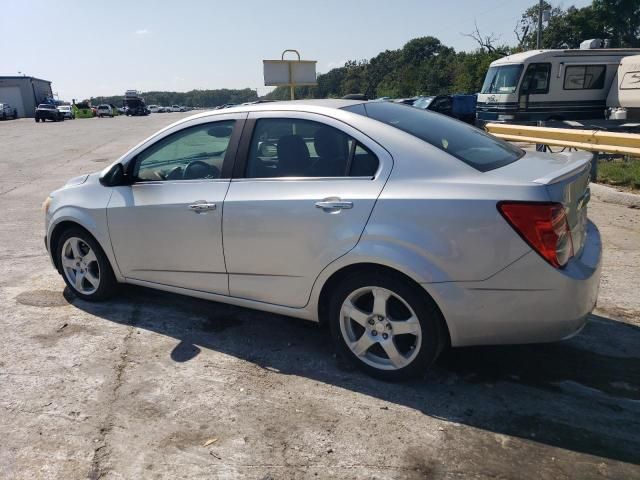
66,285 -> 640,465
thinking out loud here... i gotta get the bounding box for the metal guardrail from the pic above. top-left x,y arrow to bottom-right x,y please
485,123 -> 640,157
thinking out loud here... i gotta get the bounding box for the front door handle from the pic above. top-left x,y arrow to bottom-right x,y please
315,198 -> 353,212
188,201 -> 217,213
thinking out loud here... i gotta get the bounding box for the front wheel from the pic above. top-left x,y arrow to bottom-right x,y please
56,228 -> 117,301
329,270 -> 446,381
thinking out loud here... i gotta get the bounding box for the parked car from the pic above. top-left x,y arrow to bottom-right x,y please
57,105 -> 75,119
97,104 -> 114,117
0,102 -> 18,120
148,105 -> 160,113
43,100 -> 600,380
412,94 -> 477,124
35,104 -> 63,122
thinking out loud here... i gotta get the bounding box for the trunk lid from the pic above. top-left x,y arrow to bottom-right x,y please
487,150 -> 592,255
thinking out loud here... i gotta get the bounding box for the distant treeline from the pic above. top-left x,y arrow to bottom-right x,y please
266,0 -> 639,100
87,88 -> 258,107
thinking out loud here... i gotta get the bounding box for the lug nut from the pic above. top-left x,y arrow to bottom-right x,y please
386,323 -> 392,330
368,318 -> 375,325
371,330 -> 378,336
382,333 -> 389,339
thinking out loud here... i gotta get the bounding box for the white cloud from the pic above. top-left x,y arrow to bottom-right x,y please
135,29 -> 150,35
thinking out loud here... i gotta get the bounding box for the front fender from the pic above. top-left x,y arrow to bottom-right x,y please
46,185 -> 123,281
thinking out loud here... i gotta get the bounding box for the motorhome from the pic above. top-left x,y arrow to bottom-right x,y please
476,44 -> 640,125
606,55 -> 640,121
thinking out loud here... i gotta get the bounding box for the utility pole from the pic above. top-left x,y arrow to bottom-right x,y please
536,0 -> 543,49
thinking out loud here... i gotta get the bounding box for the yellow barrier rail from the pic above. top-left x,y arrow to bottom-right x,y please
485,123 -> 640,157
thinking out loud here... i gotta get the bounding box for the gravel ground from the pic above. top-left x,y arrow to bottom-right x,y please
1,115 -> 639,479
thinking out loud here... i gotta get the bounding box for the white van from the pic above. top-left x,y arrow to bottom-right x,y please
606,55 -> 640,120
97,104 -> 114,118
476,46 -> 640,124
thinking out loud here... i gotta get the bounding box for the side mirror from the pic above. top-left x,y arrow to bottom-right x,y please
99,163 -> 127,187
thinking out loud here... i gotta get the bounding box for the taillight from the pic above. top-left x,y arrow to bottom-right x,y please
498,202 -> 574,268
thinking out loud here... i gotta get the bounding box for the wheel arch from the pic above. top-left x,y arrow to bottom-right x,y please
316,262 -> 451,347
49,220 -> 118,278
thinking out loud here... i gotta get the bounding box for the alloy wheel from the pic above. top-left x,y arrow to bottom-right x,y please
339,286 -> 422,371
61,237 -> 101,295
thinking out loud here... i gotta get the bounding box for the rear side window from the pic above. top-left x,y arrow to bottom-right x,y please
344,102 -> 523,172
563,65 -> 606,90
245,118 -> 378,178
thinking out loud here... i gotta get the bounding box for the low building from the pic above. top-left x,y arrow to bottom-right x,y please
0,76 -> 53,118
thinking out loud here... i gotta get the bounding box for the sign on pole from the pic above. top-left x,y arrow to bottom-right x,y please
263,50 -> 317,100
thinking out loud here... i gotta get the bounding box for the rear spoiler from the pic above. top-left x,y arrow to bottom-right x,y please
532,151 -> 593,185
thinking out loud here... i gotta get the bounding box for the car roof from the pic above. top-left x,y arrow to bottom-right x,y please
183,99 -> 366,122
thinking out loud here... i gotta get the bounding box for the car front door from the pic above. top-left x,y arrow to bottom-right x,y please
107,113 -> 246,294
222,111 -> 392,308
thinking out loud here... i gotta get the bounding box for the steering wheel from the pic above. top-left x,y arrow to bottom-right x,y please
183,160 -> 220,180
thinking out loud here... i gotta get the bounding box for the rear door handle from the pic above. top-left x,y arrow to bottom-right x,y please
188,201 -> 217,213
315,198 -> 353,212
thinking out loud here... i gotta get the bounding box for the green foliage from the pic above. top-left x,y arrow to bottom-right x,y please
516,0 -> 640,49
598,158 -> 640,190
266,36 -> 504,100
264,0 -> 639,101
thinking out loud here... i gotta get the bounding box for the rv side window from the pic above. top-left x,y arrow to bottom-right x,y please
563,65 -> 606,90
521,63 -> 551,94
620,71 -> 640,90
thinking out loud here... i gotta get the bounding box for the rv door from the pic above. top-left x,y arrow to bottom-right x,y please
519,63 -> 552,115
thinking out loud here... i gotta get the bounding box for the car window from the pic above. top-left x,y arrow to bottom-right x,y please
344,101 -> 523,172
133,120 -> 235,182
564,65 -> 606,90
245,118 -> 378,178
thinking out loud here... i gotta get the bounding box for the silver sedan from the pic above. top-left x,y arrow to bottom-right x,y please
43,100 -> 601,380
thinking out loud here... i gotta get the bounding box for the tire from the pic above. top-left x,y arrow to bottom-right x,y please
55,227 -> 117,301
328,269 -> 446,381
35,117 -> 39,122
1,112 -> 5,120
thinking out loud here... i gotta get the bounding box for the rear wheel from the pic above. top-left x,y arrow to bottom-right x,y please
56,228 -> 117,301
329,270 -> 446,381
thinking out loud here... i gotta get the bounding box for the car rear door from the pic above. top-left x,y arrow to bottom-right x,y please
222,111 -> 392,308
107,113 -> 246,294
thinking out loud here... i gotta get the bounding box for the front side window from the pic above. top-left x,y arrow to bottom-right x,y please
245,118 -> 378,178
134,120 -> 235,181
345,102 -> 523,172
564,65 -> 606,90
481,65 -> 524,94
521,63 -> 551,94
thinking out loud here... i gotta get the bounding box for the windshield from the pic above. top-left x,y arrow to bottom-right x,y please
343,101 -> 523,172
481,65 -> 524,94
38,104 -> 55,109
412,97 -> 434,109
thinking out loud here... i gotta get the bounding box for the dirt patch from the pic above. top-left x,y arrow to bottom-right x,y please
15,289 -> 70,307
32,323 -> 97,347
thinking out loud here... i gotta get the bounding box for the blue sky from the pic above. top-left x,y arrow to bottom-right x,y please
2,0 -> 591,100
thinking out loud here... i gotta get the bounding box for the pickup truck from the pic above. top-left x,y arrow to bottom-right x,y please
35,104 -> 64,122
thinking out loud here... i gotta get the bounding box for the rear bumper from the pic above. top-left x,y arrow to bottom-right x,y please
426,220 -> 602,347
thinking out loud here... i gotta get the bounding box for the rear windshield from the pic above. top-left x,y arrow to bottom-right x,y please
343,102 -> 523,172
98,105 -> 109,109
